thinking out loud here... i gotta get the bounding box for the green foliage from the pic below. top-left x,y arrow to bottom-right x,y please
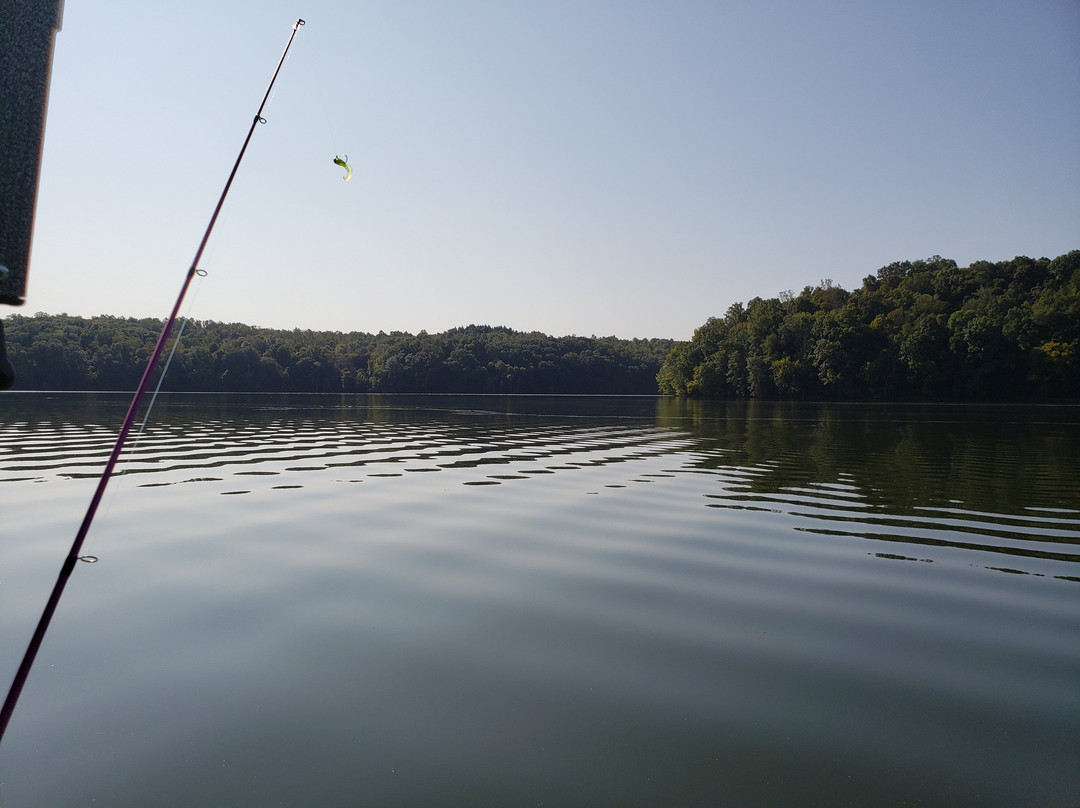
7,250 -> 1076,400
2,317 -> 673,395
657,251 -> 1080,401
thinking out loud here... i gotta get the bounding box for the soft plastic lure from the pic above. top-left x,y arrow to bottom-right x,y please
333,154 -> 353,182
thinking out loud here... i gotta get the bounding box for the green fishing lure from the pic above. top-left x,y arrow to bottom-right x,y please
333,154 -> 353,182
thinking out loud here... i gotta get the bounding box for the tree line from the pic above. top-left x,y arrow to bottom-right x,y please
658,251 -> 1079,401
1,317 -> 673,394
3,250 -> 1076,399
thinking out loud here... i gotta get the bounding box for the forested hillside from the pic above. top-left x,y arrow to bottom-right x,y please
2,317 -> 672,394
4,251 -> 1076,399
658,251 -> 1079,401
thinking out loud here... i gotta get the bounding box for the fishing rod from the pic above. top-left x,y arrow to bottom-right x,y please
0,17 -> 306,744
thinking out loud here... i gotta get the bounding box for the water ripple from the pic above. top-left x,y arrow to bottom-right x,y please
2,396 -> 1076,584
2,394 -> 1078,806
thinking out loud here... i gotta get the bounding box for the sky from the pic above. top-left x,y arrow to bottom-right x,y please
16,0 -> 1080,340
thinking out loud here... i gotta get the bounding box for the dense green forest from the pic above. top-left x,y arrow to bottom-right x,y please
1,317 -> 673,394
2,250 -> 1076,399
658,251 -> 1079,401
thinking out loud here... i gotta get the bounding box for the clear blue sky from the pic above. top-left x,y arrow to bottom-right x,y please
21,0 -> 1080,339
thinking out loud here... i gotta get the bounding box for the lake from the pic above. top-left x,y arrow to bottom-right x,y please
1,393 -> 1077,807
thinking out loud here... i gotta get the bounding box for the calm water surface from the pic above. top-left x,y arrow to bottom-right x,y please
1,393 -> 1077,807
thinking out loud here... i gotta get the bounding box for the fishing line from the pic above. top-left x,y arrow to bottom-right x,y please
304,41 -> 342,157
0,18 -> 306,745
141,310 -> 191,428
134,268 -> 208,440
81,269 -> 208,557
301,36 -> 353,179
